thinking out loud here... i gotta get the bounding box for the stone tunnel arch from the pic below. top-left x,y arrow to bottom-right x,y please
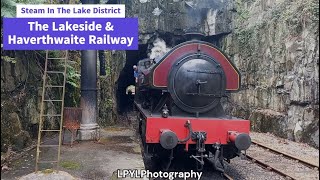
116,44 -> 148,115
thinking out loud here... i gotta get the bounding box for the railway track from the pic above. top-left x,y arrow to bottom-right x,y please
245,140 -> 319,180
245,154 -> 297,180
222,172 -> 234,180
251,140 -> 319,170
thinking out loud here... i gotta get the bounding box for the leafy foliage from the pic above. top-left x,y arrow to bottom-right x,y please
1,54 -> 16,63
2,0 -> 89,108
1,0 -> 16,17
65,62 -> 81,88
58,51 -> 81,107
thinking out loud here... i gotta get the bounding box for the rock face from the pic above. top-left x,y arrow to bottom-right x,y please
222,0 -> 319,147
1,51 -> 79,152
98,50 -> 126,126
125,0 -> 319,147
1,0 -> 318,153
126,0 -> 234,44
1,54 -> 40,152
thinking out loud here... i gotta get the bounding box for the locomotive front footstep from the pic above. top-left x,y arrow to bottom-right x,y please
134,34 -> 252,172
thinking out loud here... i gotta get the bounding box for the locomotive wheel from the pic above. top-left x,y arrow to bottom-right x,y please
142,101 -> 149,109
149,154 -> 173,171
142,150 -> 159,171
143,152 -> 169,172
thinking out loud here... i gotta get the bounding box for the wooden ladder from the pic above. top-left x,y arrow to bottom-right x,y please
35,50 -> 68,172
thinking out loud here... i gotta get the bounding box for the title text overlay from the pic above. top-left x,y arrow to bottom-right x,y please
3,18 -> 138,50
16,4 -> 125,18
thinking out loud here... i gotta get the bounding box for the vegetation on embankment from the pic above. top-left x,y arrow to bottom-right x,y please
1,0 -> 82,154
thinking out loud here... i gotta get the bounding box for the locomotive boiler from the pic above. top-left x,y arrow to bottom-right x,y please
134,35 -> 251,172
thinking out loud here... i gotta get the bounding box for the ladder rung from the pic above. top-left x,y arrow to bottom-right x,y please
48,58 -> 67,60
40,130 -> 61,132
42,114 -> 62,117
39,145 -> 59,147
37,161 -> 58,164
46,71 -> 65,74
43,100 -> 63,102
45,85 -> 64,88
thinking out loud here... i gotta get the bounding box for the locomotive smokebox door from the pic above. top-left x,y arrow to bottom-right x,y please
168,54 -> 226,114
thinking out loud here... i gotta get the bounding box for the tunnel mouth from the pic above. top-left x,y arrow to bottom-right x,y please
116,44 -> 148,115
184,32 -> 206,41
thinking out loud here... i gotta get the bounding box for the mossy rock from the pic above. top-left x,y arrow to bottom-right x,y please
42,169 -> 55,174
8,112 -> 22,134
60,161 -> 81,170
12,131 -> 31,151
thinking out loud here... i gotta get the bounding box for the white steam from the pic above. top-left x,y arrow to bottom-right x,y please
149,38 -> 171,63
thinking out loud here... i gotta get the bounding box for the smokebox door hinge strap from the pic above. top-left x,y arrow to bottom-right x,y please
197,44 -> 201,51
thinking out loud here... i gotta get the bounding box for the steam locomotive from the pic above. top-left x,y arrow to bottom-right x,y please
134,34 -> 251,172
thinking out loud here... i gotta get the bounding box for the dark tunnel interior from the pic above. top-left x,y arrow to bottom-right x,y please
116,44 -> 148,114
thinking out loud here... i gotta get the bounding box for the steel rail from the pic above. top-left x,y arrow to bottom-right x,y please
222,172 -> 234,180
205,158 -> 234,180
245,154 -> 297,180
252,140 -> 319,170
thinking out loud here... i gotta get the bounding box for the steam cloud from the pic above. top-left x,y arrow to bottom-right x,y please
149,38 -> 171,63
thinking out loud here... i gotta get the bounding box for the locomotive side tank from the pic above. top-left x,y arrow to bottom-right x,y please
135,40 -> 251,171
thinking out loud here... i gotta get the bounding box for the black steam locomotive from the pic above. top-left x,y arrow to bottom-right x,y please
134,34 -> 251,171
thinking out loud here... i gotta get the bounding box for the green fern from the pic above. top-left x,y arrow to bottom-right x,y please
59,62 -> 81,88
66,70 -> 80,88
